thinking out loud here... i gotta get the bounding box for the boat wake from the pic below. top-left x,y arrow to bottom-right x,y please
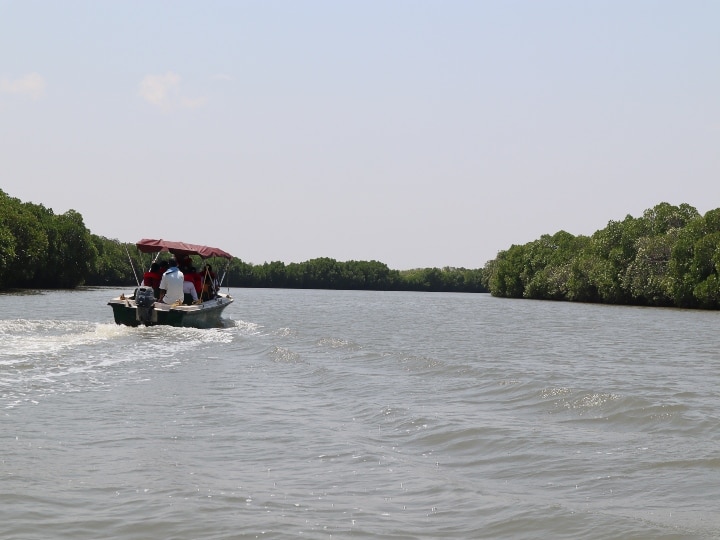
0,318 -> 244,409
0,319 -> 131,364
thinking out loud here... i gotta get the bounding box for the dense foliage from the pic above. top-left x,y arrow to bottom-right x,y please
0,190 -> 97,289
0,190 -> 486,293
225,258 -> 485,292
482,202 -> 720,308
84,249 -> 487,293
9,189 -> 720,306
80,242 -> 489,293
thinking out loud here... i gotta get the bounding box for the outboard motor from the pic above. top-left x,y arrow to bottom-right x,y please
135,286 -> 156,325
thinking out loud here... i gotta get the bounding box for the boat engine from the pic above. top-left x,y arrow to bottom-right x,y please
135,286 -> 156,324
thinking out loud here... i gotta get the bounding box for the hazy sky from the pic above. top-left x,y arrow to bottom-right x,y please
1,1 -> 718,269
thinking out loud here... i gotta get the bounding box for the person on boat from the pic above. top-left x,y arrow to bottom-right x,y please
201,264 -> 218,300
179,254 -> 193,270
190,266 -> 203,297
142,262 -> 162,297
182,267 -> 199,304
157,258 -> 184,305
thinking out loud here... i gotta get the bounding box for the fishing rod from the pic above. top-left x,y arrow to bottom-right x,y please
124,245 -> 140,287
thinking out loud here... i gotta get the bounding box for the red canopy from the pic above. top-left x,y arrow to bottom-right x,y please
136,239 -> 233,259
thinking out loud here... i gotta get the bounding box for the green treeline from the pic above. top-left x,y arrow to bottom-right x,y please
227,259 -> 485,292
0,190 -> 486,293
0,190 -> 96,289
15,187 -> 720,306
482,202 -> 720,308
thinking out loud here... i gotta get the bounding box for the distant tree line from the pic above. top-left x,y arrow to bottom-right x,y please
482,202 -> 720,308
226,258 -> 485,292
0,190 -> 486,293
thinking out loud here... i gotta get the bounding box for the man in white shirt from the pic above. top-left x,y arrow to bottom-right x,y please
157,258 -> 184,305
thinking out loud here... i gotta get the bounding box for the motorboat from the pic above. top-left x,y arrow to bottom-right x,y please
108,238 -> 234,328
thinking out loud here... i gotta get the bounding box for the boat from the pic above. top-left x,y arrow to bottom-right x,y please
108,238 -> 234,328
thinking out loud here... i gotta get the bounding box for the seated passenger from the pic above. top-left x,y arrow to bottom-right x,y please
182,268 -> 199,304
142,263 -> 162,297
201,264 -> 218,300
157,258 -> 184,305
179,255 -> 193,270
188,266 -> 203,297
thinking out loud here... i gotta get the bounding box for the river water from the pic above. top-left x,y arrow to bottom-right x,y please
1,287 -> 719,539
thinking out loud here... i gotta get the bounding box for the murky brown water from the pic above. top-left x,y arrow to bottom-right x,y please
2,287 -> 719,539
